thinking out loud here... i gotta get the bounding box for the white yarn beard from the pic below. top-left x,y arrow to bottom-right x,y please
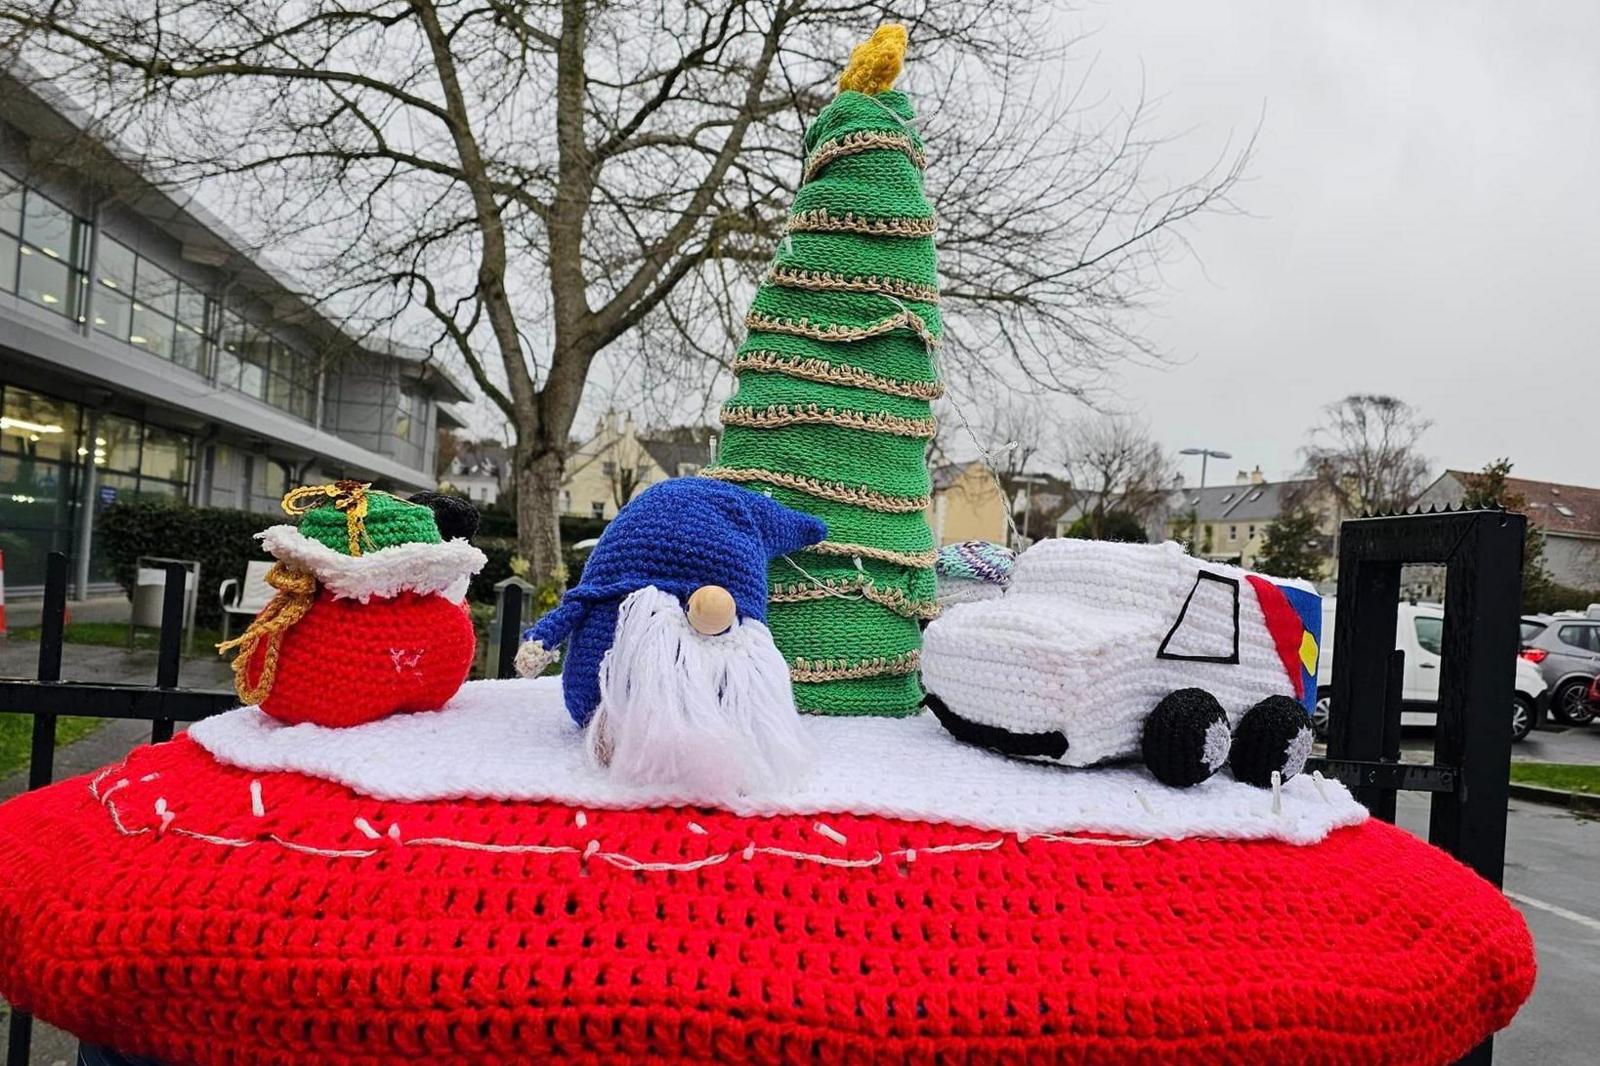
588,586 -> 814,796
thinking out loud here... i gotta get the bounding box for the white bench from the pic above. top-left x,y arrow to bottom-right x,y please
218,560 -> 276,642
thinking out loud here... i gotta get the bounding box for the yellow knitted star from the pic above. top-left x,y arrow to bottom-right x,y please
839,24 -> 907,95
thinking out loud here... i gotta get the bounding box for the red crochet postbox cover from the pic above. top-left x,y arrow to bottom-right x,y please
0,736 -> 1533,1066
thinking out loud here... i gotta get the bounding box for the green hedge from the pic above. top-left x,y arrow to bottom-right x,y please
100,500 -> 600,626
469,536 -> 590,604
97,500 -> 269,628
1526,581 -> 1600,615
471,504 -> 607,546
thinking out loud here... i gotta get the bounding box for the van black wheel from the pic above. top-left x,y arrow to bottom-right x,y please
1230,695 -> 1314,787
1142,688 -> 1230,788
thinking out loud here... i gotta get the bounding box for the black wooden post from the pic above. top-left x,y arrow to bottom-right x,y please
1430,516 -> 1524,888
5,1010 -> 31,1066
496,583 -> 524,680
149,562 -> 187,743
1328,547 -> 1401,818
1311,509 -> 1525,1066
26,553 -> 69,792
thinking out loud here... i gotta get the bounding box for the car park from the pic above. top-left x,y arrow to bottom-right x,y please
1315,601 -> 1547,743
1518,610 -> 1600,725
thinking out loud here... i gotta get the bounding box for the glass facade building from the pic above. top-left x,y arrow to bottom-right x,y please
0,68 -> 468,595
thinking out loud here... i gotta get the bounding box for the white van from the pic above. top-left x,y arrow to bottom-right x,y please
1315,601 -> 1547,742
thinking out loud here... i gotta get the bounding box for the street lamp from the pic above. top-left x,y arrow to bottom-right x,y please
1012,473 -> 1049,546
1179,447 -> 1232,557
1179,446 -> 1232,491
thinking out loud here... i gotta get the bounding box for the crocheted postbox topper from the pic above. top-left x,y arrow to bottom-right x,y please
706,23 -> 942,719
217,482 -> 487,728
517,478 -> 826,794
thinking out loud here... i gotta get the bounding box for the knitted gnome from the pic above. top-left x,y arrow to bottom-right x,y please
705,25 -> 941,717
515,478 -> 826,793
218,482 -> 487,727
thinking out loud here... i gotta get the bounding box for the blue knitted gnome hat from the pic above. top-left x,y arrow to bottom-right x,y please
515,478 -> 826,795
519,478 -> 824,691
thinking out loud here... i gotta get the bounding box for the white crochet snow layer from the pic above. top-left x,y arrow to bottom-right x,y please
258,526 -> 486,603
189,677 -> 1367,846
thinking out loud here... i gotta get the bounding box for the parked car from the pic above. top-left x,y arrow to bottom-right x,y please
1315,601 -> 1546,743
1518,612 -> 1600,725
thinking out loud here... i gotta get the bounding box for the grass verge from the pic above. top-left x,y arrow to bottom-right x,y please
1509,762 -> 1600,796
0,714 -> 107,778
8,622 -> 223,655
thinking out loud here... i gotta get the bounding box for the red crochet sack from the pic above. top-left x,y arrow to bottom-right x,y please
0,736 -> 1534,1066
244,591 -> 476,727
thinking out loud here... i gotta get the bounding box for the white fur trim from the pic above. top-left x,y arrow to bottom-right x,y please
188,676 -> 1368,846
258,525 -> 486,603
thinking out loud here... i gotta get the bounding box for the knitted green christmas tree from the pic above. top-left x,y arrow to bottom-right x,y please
706,25 -> 940,717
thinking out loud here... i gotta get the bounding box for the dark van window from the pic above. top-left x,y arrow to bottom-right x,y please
1414,616 -> 1444,657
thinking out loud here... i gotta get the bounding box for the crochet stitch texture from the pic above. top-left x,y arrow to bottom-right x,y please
217,486 -> 486,724
922,540 -> 1313,769
707,30 -> 941,716
0,736 -> 1535,1066
521,478 -> 825,726
934,540 -> 1015,607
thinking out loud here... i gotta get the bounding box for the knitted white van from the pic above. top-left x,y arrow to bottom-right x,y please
921,539 -> 1323,788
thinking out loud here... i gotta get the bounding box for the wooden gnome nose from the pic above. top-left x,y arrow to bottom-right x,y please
687,585 -> 736,635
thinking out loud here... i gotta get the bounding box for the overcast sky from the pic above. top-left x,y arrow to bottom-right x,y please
1068,0 -> 1599,488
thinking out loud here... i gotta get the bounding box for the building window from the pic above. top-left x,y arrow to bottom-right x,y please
1248,524 -> 1256,537
601,461 -> 616,477
248,455 -> 289,513
590,500 -> 605,519
560,490 -> 571,513
0,170 -> 89,319
1228,525 -> 1238,541
216,309 -> 315,421
91,413 -> 191,499
0,384 -> 84,588
394,389 -> 420,444
93,236 -> 214,375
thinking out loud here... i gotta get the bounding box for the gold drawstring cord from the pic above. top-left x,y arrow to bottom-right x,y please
280,480 -> 374,556
215,562 -> 318,705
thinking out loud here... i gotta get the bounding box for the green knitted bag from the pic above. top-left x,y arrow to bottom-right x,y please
707,26 -> 940,716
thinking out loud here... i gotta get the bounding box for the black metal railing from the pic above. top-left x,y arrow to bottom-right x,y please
1,514 -> 1523,1066
0,553 -> 239,1066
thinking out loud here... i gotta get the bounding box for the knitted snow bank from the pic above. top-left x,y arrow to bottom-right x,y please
185,677 -> 1365,845
0,738 -> 1534,1066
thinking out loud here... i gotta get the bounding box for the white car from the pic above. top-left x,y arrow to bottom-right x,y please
922,540 -> 1322,789
1315,601 -> 1546,743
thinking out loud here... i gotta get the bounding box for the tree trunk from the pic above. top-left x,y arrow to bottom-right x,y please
515,441 -> 566,586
